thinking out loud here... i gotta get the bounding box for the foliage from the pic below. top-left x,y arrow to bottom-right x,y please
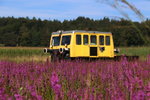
0,57 -> 149,100
0,17 -> 150,47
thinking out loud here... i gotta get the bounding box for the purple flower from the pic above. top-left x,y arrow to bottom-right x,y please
51,72 -> 59,86
0,56 -> 149,100
50,71 -> 61,95
37,95 -> 43,100
0,88 -> 8,100
132,90 -> 145,100
31,91 -> 37,97
14,94 -> 23,100
0,88 -> 5,94
31,91 -> 43,100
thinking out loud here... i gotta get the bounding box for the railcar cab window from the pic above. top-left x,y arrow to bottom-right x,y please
106,36 -> 110,45
52,36 -> 60,46
99,36 -> 104,45
90,35 -> 97,45
76,35 -> 81,45
83,35 -> 88,45
61,35 -> 71,45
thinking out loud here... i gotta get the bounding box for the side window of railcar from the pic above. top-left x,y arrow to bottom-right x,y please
61,35 -> 71,45
106,36 -> 110,45
83,35 -> 88,45
90,35 -> 97,45
99,36 -> 104,45
76,35 -> 81,45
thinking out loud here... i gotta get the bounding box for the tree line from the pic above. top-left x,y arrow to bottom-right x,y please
0,16 -> 150,47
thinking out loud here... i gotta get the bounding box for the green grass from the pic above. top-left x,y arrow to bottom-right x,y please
0,47 -> 149,62
0,47 -> 45,57
117,47 -> 150,60
0,47 -> 49,62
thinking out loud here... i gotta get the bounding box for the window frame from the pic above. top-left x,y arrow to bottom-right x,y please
105,36 -> 110,46
83,35 -> 89,45
51,36 -> 60,46
76,34 -> 82,45
61,35 -> 71,45
99,35 -> 104,45
90,35 -> 97,45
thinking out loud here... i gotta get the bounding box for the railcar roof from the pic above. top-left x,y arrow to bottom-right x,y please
52,30 -> 112,35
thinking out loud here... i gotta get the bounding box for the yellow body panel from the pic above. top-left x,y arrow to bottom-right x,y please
49,31 -> 115,58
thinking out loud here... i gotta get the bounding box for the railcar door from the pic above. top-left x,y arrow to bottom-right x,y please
82,34 -> 90,57
98,35 -> 112,57
89,35 -> 98,57
74,34 -> 90,57
75,34 -> 82,56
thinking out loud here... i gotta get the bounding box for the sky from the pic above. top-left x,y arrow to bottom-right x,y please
0,0 -> 150,21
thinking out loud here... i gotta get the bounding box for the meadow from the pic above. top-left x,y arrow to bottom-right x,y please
0,47 -> 149,100
0,47 -> 150,62
0,47 -> 49,62
0,58 -> 149,100
118,47 -> 150,60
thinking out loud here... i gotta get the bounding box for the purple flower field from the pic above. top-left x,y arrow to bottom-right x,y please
0,57 -> 150,100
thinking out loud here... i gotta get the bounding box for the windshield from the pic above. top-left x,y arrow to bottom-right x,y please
52,36 -> 60,46
61,35 -> 71,45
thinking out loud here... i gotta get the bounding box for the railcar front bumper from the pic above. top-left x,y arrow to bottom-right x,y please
44,48 -> 70,59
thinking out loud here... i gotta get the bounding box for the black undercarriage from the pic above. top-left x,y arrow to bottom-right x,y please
45,49 -> 139,62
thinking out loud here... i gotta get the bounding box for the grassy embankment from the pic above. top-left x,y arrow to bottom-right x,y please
117,47 -> 150,60
0,47 -> 49,62
0,47 -> 150,62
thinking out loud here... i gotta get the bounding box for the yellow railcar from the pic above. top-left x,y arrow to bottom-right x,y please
44,30 -> 116,61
